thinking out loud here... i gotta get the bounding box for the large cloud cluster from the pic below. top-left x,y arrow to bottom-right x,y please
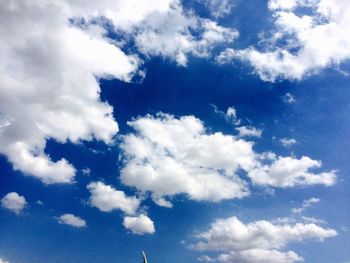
0,0 -> 237,184
191,216 -> 337,263
120,113 -> 336,206
218,0 -> 350,81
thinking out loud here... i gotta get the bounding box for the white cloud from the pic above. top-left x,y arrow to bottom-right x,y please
226,106 -> 237,119
201,0 -> 234,18
211,105 -> 241,125
0,0 -> 236,184
123,214 -> 155,235
87,181 -> 140,215
0,257 -> 9,263
236,126 -> 262,138
280,138 -> 297,147
190,216 -> 337,263
1,192 -> 27,214
120,113 -> 337,206
291,197 -> 320,214
283,93 -> 296,104
58,213 -> 87,228
218,0 -> 350,81
249,156 -> 336,187
120,113 -> 254,204
135,6 -> 239,66
81,168 -> 91,176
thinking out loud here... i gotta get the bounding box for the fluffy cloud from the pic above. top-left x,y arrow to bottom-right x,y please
0,0 -> 236,184
218,0 -> 350,81
122,214 -> 155,235
1,192 -> 27,214
87,181 -> 140,215
135,6 -> 239,66
190,216 -> 337,263
120,113 -> 335,207
0,257 -> 9,263
58,213 -> 87,228
120,113 -> 254,204
248,156 -> 336,187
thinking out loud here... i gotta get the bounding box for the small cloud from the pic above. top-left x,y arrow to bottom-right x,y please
226,106 -> 237,119
152,196 -> 173,208
57,213 -> 87,228
236,126 -> 262,138
36,200 -> 44,205
280,138 -> 297,147
211,104 -> 241,125
87,181 -> 140,215
283,93 -> 296,104
291,197 -> 320,214
81,167 -> 91,176
1,192 -> 27,214
123,214 -> 155,235
198,255 -> 216,262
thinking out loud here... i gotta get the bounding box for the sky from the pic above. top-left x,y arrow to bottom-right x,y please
0,0 -> 349,262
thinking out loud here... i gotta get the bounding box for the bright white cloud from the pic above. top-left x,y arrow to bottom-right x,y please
120,113 -> 335,205
0,0 -> 235,184
226,106 -> 237,119
249,156 -> 336,187
58,213 -> 87,228
191,216 -> 337,263
87,181 -> 140,215
135,6 -> 239,66
120,113 -> 254,204
236,126 -> 262,138
291,197 -> 320,214
280,138 -> 297,147
218,0 -> 350,81
0,257 -> 9,263
123,214 -> 155,235
1,192 -> 27,214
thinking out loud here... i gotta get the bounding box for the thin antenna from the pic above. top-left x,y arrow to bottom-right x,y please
142,251 -> 148,263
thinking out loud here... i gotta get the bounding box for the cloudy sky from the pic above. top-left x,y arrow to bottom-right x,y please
0,0 -> 349,262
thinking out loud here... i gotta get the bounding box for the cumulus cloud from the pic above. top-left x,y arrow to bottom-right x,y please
190,216 -> 337,263
248,156 -> 336,187
218,0 -> 350,81
120,113 -> 335,207
0,257 -> 9,263
1,192 -> 27,214
122,214 -> 155,235
0,0 -> 236,184
120,113 -> 254,204
135,6 -> 239,66
87,181 -> 140,215
58,213 -> 87,228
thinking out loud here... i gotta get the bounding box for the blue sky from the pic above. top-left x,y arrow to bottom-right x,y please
0,0 -> 349,262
